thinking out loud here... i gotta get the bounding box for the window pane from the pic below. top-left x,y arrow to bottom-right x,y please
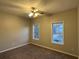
33,24 -> 39,40
53,23 -> 63,34
53,34 -> 64,44
52,22 -> 64,45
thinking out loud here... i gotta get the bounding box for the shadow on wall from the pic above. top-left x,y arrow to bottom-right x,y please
0,13 -> 29,51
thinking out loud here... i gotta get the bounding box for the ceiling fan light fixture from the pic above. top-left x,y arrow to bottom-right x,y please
28,12 -> 33,17
34,9 -> 39,12
34,13 -> 40,17
28,7 -> 43,18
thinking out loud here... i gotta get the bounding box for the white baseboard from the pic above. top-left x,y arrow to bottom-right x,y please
0,42 -> 78,58
31,43 -> 78,57
0,43 -> 29,53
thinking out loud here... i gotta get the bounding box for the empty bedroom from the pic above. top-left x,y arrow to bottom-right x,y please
0,0 -> 79,59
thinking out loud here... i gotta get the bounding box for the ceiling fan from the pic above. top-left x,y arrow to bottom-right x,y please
28,7 -> 53,18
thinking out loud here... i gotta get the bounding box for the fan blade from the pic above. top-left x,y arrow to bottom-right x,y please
31,7 -> 36,10
38,10 -> 53,16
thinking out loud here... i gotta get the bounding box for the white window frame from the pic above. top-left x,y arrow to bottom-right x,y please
51,21 -> 64,45
32,23 -> 40,40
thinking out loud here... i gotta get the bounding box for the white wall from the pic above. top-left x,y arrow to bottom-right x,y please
0,12 -> 30,52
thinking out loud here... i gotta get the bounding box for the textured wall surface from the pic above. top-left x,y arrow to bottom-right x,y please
30,8 -> 78,56
0,11 -> 30,52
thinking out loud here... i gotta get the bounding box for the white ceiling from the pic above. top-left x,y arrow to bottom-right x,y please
0,0 -> 79,15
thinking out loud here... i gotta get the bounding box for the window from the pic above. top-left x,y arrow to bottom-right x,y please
52,22 -> 64,45
33,23 -> 40,40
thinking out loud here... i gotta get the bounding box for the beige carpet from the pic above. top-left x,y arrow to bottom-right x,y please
0,44 -> 78,59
